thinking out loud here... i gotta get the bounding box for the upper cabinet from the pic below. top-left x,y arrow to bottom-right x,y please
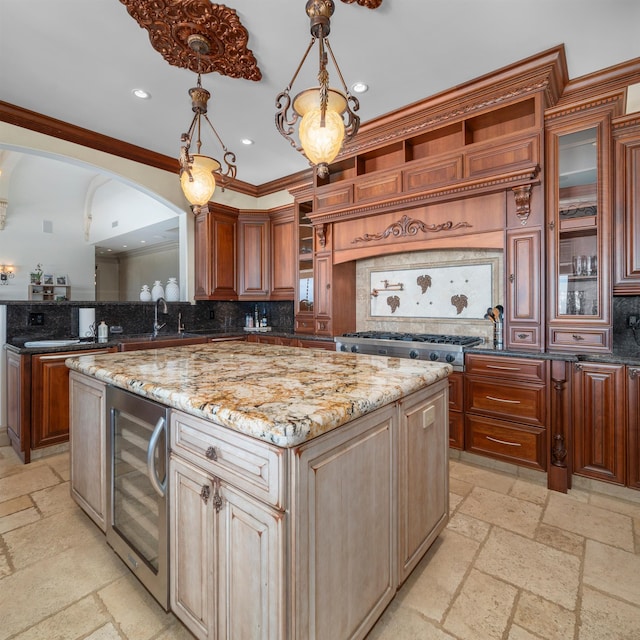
613,115 -> 640,293
294,197 -> 315,334
546,107 -> 614,352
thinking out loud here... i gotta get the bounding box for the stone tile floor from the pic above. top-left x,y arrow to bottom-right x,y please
1,444 -> 639,640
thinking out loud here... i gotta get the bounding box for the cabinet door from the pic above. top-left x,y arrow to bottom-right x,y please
546,110 -> 613,352
314,252 -> 331,319
573,362 -> 626,484
5,350 -> 30,462
31,351 -> 77,448
238,215 -> 269,299
506,227 -> 542,351
170,457 -> 216,640
292,406 -> 396,640
628,367 -> 640,490
69,373 -> 107,531
398,382 -> 449,584
217,482 -> 285,640
613,123 -> 640,293
270,209 -> 295,299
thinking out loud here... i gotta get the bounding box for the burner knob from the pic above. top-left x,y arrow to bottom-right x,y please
350,345 -> 359,353
409,350 -> 419,359
445,354 -> 456,363
340,344 -> 348,352
429,352 -> 439,361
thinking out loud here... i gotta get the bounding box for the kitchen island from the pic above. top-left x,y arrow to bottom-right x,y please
67,341 -> 451,640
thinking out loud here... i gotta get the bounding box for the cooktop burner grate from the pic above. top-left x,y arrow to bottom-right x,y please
341,331 -> 483,346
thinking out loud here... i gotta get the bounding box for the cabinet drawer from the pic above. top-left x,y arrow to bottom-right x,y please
507,326 -> 541,349
448,372 -> 463,411
465,414 -> 546,470
449,410 -> 464,450
548,327 -> 611,351
171,411 -> 285,509
315,318 -> 332,335
465,354 -> 546,383
465,378 -> 546,426
295,316 -> 314,334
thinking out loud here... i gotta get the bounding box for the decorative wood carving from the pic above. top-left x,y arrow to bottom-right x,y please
119,0 -> 262,80
341,0 -> 383,8
351,215 -> 472,244
316,224 -> 327,248
512,184 -> 532,225
551,433 -> 568,468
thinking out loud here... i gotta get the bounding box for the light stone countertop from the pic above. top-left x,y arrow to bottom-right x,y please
66,341 -> 452,447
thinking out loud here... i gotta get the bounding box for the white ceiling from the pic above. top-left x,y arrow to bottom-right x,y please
1,0 -> 639,250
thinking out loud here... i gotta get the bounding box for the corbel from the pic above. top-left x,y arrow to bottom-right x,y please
512,184 -> 532,225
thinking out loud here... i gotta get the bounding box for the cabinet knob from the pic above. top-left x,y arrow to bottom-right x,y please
205,446 -> 218,461
509,274 -> 515,283
630,368 -> 639,379
326,283 -> 331,290
200,485 -> 211,504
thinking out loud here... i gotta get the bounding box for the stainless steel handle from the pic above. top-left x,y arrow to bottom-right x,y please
147,417 -> 167,498
486,436 -> 521,447
486,395 -> 521,404
38,349 -> 106,361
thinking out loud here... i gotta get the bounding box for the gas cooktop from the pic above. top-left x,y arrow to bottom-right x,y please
340,331 -> 483,346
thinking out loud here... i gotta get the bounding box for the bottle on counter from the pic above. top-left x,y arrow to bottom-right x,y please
98,321 -> 108,343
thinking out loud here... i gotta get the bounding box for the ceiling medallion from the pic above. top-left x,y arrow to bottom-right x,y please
119,0 -> 262,80
340,0 -> 383,8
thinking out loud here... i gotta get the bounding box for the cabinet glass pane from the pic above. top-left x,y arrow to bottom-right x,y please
297,203 -> 314,314
557,127 -> 598,317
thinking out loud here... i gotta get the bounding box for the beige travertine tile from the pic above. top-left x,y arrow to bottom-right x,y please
449,462 -> 515,494
366,599 -> 457,640
588,492 -> 640,519
31,481 -> 75,517
449,492 -> 464,513
0,549 -> 11,578
98,573 -> 174,640
583,539 -> 640,606
475,528 -> 580,610
4,509 -> 104,570
396,529 -> 479,623
513,591 -> 576,639
443,568 -> 517,640
535,523 -> 585,557
446,511 -> 491,543
543,492 -> 634,552
44,452 -> 71,482
0,543 -> 126,639
449,476 -> 474,498
0,506 -> 41,534
507,625 -> 543,640
0,465 -> 61,502
12,595 -> 109,640
84,624 -> 123,640
0,495 -> 32,517
509,478 -> 549,506
155,620 -> 199,640
578,586 -> 640,640
457,486 -> 542,537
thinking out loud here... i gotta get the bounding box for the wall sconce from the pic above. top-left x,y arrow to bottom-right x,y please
275,0 -> 360,178
179,34 -> 237,209
0,264 -> 15,284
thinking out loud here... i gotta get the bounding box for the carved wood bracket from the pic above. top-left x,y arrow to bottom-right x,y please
119,0 -> 262,80
351,215 -> 472,244
512,184 -> 533,225
316,224 -> 328,248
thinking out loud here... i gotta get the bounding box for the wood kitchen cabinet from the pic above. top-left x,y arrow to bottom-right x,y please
269,206 -> 295,300
572,361 -> 626,485
6,346 -> 114,463
448,371 -> 464,449
613,115 -> 640,293
628,366 -> 640,490
464,353 -> 548,471
237,211 -> 270,299
546,106 -> 614,352
294,195 -> 315,334
194,204 -> 238,300
69,371 -> 108,531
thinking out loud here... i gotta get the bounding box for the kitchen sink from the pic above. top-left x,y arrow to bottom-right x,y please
24,339 -> 81,348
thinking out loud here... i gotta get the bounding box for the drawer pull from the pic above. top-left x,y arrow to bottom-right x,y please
486,436 -> 521,447
485,395 -> 521,404
572,334 -> 585,341
205,446 -> 218,461
486,364 -> 521,371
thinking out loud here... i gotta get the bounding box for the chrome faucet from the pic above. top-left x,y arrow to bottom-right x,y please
153,297 -> 168,337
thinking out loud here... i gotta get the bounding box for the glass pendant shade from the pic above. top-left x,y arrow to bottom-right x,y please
180,155 -> 221,206
294,88 -> 347,166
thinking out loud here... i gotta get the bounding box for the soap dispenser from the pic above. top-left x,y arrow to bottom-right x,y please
98,321 -> 108,342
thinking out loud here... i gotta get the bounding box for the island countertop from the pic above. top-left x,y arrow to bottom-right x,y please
66,341 -> 451,447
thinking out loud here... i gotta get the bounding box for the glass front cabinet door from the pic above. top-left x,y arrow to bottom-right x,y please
546,108 -> 613,352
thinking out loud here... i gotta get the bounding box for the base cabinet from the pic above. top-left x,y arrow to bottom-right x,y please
572,362 -> 626,485
69,372 -> 108,531
628,367 -> 640,489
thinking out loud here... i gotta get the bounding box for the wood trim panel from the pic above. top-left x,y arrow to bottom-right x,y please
403,155 -> 463,193
353,170 -> 402,204
465,134 -> 539,179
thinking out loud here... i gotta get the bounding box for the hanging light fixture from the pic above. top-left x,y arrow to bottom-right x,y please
179,34 -> 237,209
275,0 -> 360,178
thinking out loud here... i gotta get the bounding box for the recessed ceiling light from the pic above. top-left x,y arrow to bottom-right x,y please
132,88 -> 151,100
140,240 -> 146,243
241,138 -> 254,145
351,82 -> 369,94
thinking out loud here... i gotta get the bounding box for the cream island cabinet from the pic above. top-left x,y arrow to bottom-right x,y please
66,342 -> 450,640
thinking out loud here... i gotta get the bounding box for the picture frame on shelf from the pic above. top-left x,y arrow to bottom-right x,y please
43,274 -> 54,285
30,272 -> 41,284
56,274 -> 68,285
